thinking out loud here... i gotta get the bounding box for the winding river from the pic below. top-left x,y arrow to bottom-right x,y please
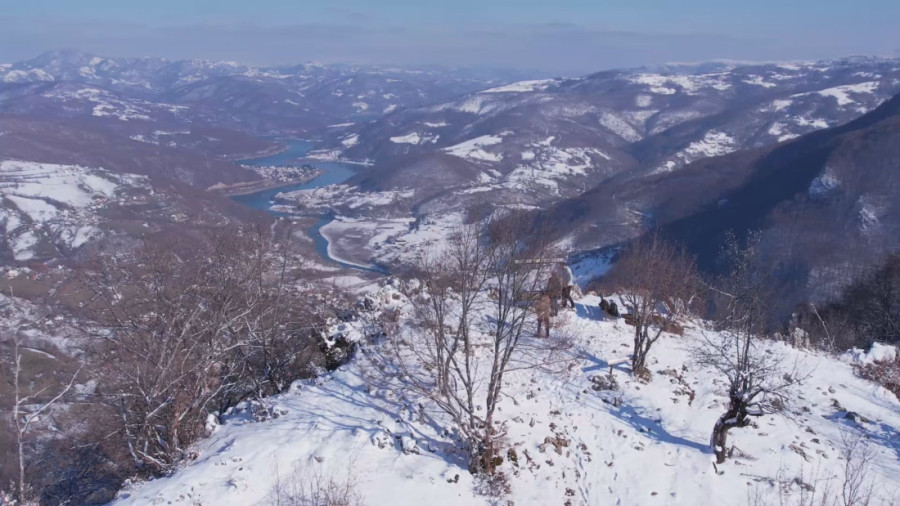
231,140 -> 385,274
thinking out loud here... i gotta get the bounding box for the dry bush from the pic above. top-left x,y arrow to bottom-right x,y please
856,356 -> 900,400
81,224 -> 337,475
378,217 -> 566,477
270,462 -> 365,506
606,231 -> 699,377
805,254 -> 900,352
747,430 -> 891,506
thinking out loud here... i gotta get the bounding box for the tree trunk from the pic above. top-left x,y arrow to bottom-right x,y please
470,437 -> 501,476
17,426 -> 26,504
631,325 -> 644,375
14,350 -> 27,504
711,407 -> 747,464
632,324 -> 653,379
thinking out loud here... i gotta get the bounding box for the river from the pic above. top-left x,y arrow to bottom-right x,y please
231,140 -> 386,274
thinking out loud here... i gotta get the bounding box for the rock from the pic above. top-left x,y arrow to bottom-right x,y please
589,374 -> 620,391
371,431 -> 393,449
542,436 -> 570,455
400,435 -> 420,454
507,448 -> 519,467
248,401 -> 288,423
844,411 -> 871,424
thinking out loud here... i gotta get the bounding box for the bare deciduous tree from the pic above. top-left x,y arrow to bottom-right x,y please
381,217 -> 563,477
697,233 -> 801,465
9,330 -> 82,504
609,232 -> 699,378
270,460 -> 366,506
748,429 -> 890,506
82,225 -> 335,474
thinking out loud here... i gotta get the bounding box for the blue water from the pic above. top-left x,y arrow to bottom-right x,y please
230,140 -> 386,274
231,140 -> 357,211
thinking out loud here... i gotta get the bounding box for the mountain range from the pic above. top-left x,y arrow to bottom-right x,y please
3,50 -> 900,311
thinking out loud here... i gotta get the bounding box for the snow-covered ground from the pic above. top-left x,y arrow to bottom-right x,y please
390,132 -> 440,145
443,135 -> 505,163
318,212 -> 464,268
113,287 -> 900,506
504,138 -> 611,191
42,85 -> 187,121
275,184 -> 415,213
481,79 -> 558,94
0,159 -> 148,260
655,130 -> 737,173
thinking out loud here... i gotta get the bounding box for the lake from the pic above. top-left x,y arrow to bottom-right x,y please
230,140 -> 385,274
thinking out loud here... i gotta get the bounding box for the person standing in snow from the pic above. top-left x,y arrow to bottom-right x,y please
546,269 -> 562,316
557,262 -> 576,309
535,292 -> 552,338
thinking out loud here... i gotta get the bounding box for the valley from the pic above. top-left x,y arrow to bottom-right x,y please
229,139 -> 387,272
1,46 -> 899,506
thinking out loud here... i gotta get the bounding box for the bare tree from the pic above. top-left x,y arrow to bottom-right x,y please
835,430 -> 878,506
815,254 -> 900,350
269,460 -> 365,506
610,232 -> 699,378
9,330 -> 82,504
697,233 -> 801,465
82,225 -> 333,474
747,429 -> 890,506
381,217 -> 561,477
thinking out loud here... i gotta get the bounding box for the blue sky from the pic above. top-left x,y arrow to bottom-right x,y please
2,0 -> 898,73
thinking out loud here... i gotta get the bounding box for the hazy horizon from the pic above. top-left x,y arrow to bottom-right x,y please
3,0 -> 899,74
7,46 -> 900,78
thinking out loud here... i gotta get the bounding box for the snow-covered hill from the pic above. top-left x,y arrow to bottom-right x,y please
112,286 -> 900,506
253,58 -> 900,276
0,160 -> 149,261
0,50 -> 541,138
332,57 -> 900,202
0,154 -> 270,263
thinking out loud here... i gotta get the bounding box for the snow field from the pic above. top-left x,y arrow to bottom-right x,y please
0,159 -> 146,260
113,289 -> 900,506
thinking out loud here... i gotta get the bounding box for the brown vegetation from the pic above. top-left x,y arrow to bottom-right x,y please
605,232 -> 699,377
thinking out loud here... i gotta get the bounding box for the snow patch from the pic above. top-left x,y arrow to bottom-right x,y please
816,81 -> 880,107
635,94 -> 652,107
442,135 -> 504,163
480,79 -> 556,93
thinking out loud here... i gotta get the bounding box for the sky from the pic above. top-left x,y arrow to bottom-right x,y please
2,0 -> 899,74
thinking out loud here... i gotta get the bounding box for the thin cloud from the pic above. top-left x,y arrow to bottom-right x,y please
0,15 -> 894,74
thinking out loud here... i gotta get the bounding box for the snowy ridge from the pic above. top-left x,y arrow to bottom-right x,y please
480,79 -> 558,94
655,130 -> 737,173
113,290 -> 900,506
41,85 -> 187,122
